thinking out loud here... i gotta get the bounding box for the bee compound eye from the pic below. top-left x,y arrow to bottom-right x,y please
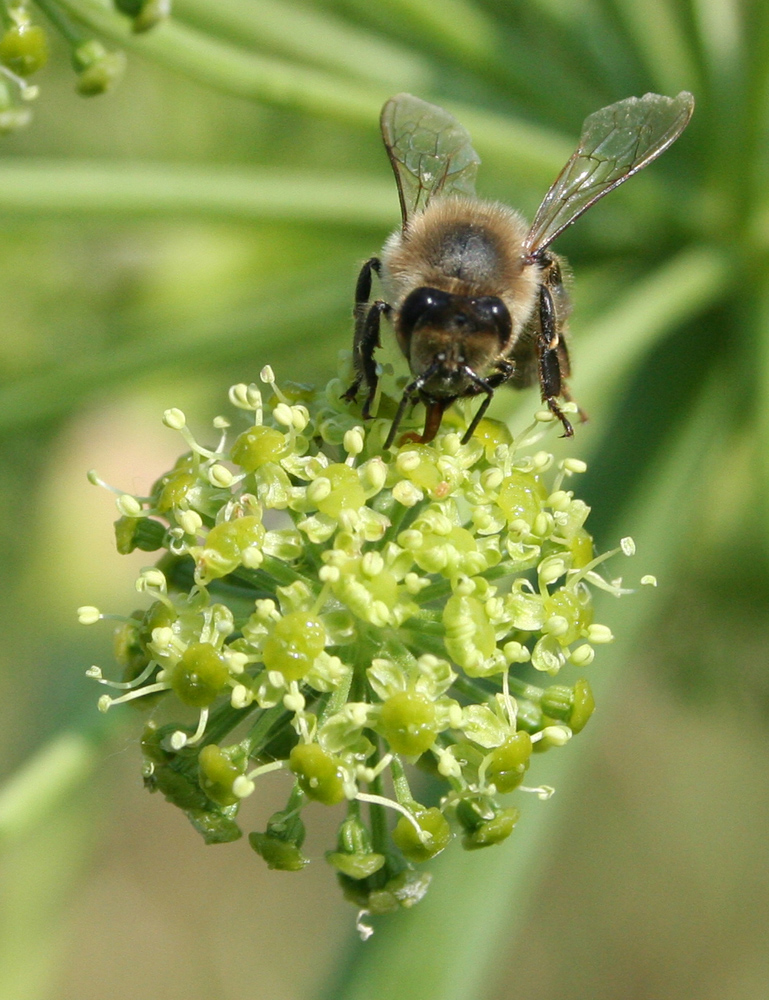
399,286 -> 452,334
475,296 -> 511,341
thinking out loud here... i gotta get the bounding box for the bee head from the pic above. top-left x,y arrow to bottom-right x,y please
397,287 -> 511,394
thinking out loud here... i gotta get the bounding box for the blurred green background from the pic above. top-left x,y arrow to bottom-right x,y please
1,1 -> 768,998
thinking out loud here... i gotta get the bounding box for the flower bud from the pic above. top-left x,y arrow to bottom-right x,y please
169,642 -> 229,707
391,806 -> 451,862
377,692 -> 439,755
484,732 -> 532,792
289,743 -> 346,805
0,24 -> 48,76
262,612 -> 325,682
198,744 -> 245,807
73,41 -> 126,96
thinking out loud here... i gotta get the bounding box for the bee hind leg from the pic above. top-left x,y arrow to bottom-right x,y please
555,343 -> 589,426
537,284 -> 574,438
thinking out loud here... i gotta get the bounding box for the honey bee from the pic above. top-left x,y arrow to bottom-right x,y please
343,91 -> 694,448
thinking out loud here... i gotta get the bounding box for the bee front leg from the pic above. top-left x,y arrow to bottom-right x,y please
343,257 -> 390,417
344,300 -> 390,417
537,284 -> 573,437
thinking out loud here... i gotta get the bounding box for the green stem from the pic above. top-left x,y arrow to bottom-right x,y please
43,0 -> 576,179
34,0 -> 89,46
0,160 -> 395,224
317,665 -> 354,727
450,673 -> 496,707
242,703 -> 290,757
172,0 -> 430,91
52,0 -> 390,125
376,490 -> 423,546
576,246 -> 734,412
608,0 -> 702,94
200,699 -> 259,747
505,675 -> 544,703
231,554 -> 318,594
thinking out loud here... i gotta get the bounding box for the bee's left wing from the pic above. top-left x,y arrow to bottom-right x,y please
524,91 -> 694,255
381,93 -> 481,231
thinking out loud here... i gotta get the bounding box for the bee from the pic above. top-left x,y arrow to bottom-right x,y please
343,91 -> 694,448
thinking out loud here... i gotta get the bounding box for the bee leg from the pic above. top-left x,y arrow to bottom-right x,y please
457,360 -> 513,444
486,358 -> 515,389
537,284 -> 573,437
553,339 -> 589,425
348,300 -> 390,418
384,383 -> 416,449
342,257 -> 388,414
461,393 -> 493,444
354,256 -> 381,305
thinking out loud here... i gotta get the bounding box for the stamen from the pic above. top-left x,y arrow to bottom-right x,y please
229,383 -> 263,420
355,792 -> 429,842
169,707 -> 209,749
77,606 -> 102,625
245,759 -> 286,782
310,580 -> 332,618
87,470 -> 126,495
230,776 -> 254,798
87,659 -> 157,690
356,752 -> 393,785
98,681 -> 170,711
519,784 -> 555,800
116,494 -> 143,517
501,671 -> 518,729
565,544 -> 628,589
582,570 -> 634,596
163,408 -> 219,460
344,427 -> 365,465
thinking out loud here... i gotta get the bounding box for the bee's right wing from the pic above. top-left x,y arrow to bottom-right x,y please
381,93 -> 481,231
524,91 -> 694,255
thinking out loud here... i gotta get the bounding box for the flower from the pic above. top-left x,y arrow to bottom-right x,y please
83,356 -> 637,919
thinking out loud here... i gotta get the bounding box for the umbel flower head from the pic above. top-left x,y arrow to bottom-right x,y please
82,355 -> 642,927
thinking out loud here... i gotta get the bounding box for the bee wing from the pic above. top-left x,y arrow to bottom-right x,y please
381,93 -> 481,230
524,91 -> 694,255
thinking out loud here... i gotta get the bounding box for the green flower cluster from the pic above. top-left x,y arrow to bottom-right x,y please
83,358 -> 639,922
0,0 -> 169,134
